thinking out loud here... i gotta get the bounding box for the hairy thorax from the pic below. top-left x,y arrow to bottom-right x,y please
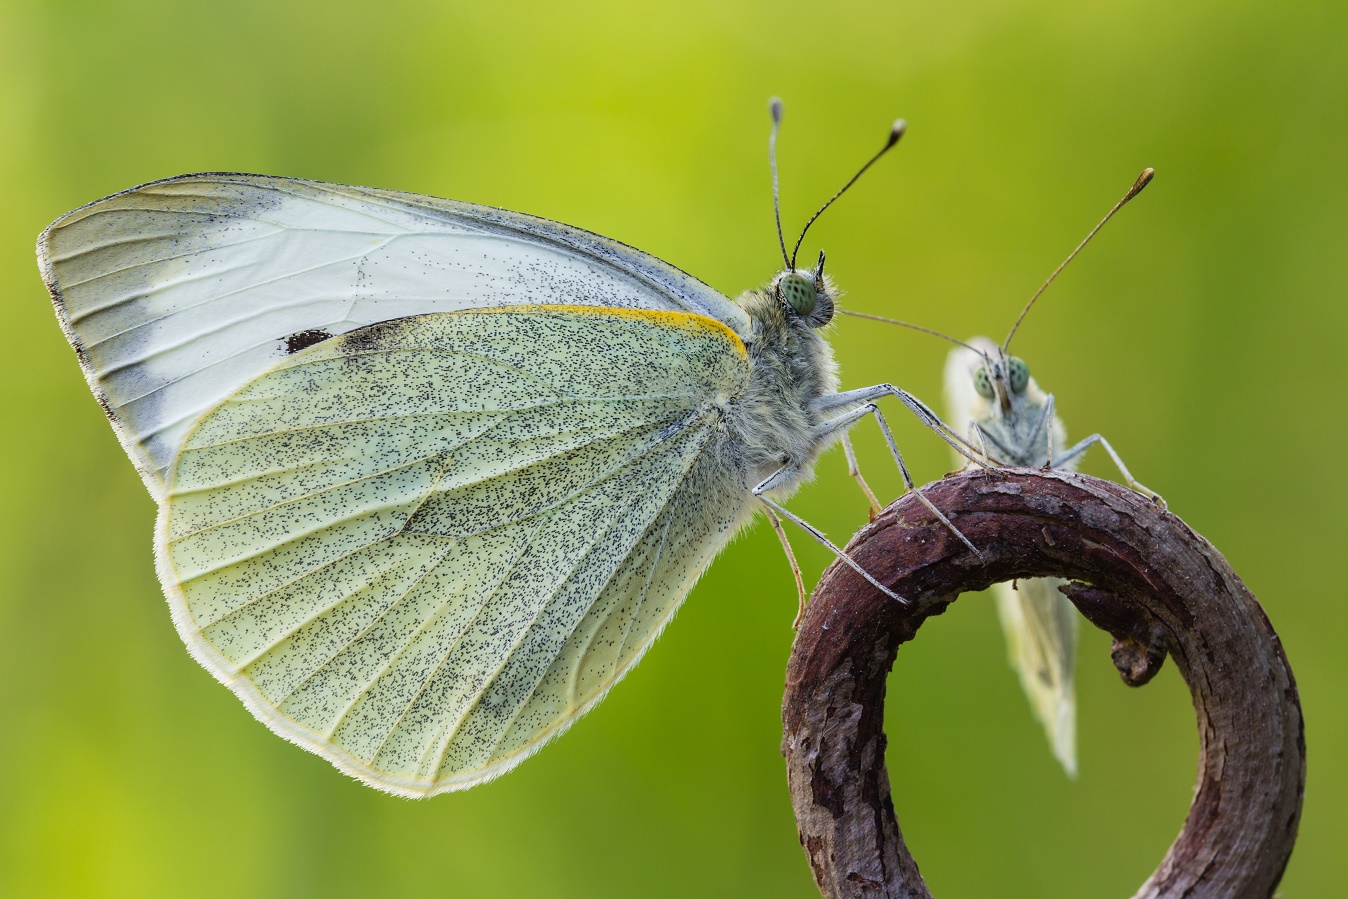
719,287 -> 840,497
978,382 -> 1060,468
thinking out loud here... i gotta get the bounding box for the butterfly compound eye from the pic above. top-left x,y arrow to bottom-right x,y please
779,273 -> 818,317
974,366 -> 995,399
1008,357 -> 1030,394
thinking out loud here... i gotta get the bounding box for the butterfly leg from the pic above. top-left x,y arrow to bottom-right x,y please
1056,433 -> 1166,507
971,423 -> 1013,467
764,506 -> 811,628
968,423 -> 991,467
1030,393 -> 1057,466
812,384 -> 990,470
813,402 -> 984,561
840,432 -> 883,519
753,469 -> 907,604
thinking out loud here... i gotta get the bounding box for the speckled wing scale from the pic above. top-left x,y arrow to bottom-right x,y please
38,174 -> 758,796
169,307 -> 748,795
39,173 -> 748,502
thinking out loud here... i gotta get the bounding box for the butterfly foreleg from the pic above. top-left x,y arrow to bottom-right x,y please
968,423 -> 991,467
812,384 -> 990,470
972,423 -> 1013,466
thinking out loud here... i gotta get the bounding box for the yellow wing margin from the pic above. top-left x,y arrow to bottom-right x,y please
155,306 -> 751,796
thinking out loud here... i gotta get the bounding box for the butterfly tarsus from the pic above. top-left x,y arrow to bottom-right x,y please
1031,393 -> 1057,464
967,422 -> 1002,468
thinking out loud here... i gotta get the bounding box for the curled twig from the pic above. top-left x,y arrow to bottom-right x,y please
782,468 -> 1303,899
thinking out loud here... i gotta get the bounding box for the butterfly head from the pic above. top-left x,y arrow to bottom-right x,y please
973,348 -> 1031,414
765,100 -> 900,332
947,337 -> 1032,417
771,249 -> 836,329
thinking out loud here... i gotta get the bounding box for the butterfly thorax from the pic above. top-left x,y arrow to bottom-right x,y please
965,366 -> 1067,469
723,284 -> 841,497
971,376 -> 1065,468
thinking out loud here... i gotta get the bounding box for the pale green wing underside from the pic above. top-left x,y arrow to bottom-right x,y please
156,306 -> 752,796
990,578 -> 1078,777
944,339 -> 1079,776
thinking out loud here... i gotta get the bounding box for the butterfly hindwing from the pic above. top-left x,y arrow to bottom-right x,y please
156,306 -> 753,795
990,576 -> 1079,776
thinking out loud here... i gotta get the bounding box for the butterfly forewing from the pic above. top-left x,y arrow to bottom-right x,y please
156,306 -> 752,795
40,174 -> 749,499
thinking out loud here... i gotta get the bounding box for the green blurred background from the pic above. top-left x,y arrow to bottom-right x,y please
1,0 -> 1342,896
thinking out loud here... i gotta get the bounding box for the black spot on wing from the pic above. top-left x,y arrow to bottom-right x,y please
283,328 -> 335,354
337,317 -> 412,354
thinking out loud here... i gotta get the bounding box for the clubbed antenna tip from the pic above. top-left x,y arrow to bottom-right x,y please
1003,167 -> 1157,351
1127,167 -> 1155,201
789,115 -> 908,268
887,119 -> 907,148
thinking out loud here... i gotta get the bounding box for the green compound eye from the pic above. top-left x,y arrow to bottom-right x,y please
778,273 -> 817,317
974,366 -> 994,399
1008,357 -> 1030,394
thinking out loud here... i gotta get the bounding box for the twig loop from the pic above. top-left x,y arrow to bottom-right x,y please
782,468 -> 1303,899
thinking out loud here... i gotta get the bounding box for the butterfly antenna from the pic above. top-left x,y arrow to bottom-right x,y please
790,118 -> 907,270
768,98 -> 791,270
1003,168 -> 1155,352
837,309 -> 987,356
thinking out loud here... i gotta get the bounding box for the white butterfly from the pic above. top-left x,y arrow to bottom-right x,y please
38,102 -> 978,797
942,171 -> 1162,776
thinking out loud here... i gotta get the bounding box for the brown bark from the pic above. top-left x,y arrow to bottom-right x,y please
782,468 -> 1303,898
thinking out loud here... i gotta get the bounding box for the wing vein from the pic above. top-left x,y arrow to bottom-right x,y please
363,517 -> 548,762
422,480 -> 659,778
260,541 -> 457,698
564,421 -> 713,708
170,446 -> 465,544
225,181 -> 429,230
610,496 -> 678,678
174,491 -> 425,584
88,238 -> 399,364
60,232 -> 280,295
189,533 -> 397,628
229,540 -> 450,671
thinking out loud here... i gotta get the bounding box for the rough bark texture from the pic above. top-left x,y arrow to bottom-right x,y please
782,468 -> 1303,899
